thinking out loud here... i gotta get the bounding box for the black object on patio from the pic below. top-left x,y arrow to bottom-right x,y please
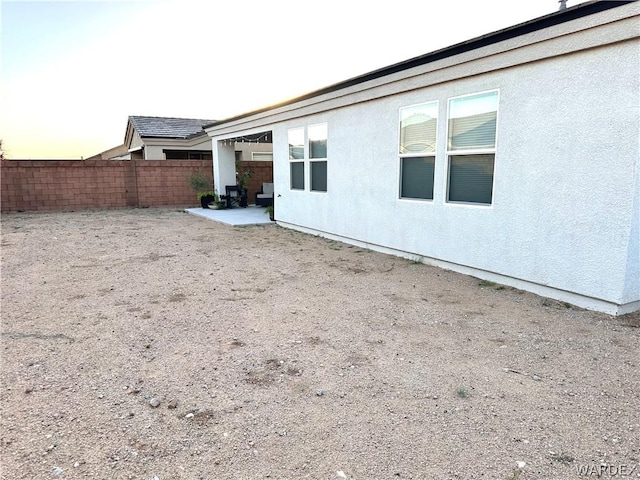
225,185 -> 247,208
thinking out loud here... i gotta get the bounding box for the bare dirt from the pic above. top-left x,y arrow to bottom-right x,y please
1,208 -> 639,480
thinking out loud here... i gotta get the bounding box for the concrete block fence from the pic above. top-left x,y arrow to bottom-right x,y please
0,159 -> 217,212
237,160 -> 274,206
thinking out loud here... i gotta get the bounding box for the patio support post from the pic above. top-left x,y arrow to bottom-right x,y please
213,140 -> 237,198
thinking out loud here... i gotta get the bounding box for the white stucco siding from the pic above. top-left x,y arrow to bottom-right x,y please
144,145 -> 165,159
494,41 -> 639,305
624,180 -> 639,304
213,142 -> 237,196
235,142 -> 273,161
208,4 -> 639,313
142,136 -> 213,159
274,39 -> 638,308
130,131 -> 143,150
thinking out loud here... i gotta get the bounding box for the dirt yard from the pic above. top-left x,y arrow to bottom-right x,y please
1,208 -> 638,480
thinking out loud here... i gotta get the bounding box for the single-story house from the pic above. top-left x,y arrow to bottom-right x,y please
109,116 -> 217,160
204,1 -> 639,315
90,115 -> 274,162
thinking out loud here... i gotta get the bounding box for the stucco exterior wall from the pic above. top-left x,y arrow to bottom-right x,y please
273,41 -> 638,313
235,142 -> 273,161
208,3 -> 639,314
143,136 -> 212,159
130,131 -> 144,150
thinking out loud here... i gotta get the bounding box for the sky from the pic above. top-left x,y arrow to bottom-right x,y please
1,0 -> 564,159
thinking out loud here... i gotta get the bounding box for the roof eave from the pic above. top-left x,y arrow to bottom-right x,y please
203,0 -> 633,130
139,131 -> 208,140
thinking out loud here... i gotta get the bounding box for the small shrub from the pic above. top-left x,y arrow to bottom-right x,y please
550,453 -> 574,464
197,191 -> 217,201
456,385 -> 470,398
188,171 -> 210,192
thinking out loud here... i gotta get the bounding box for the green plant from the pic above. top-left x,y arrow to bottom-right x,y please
456,385 -> 470,398
239,169 -> 254,190
265,204 -> 275,220
550,452 -> 574,464
508,469 -> 521,480
197,191 -> 218,201
188,171 -> 210,192
478,280 -> 496,287
235,160 -> 254,190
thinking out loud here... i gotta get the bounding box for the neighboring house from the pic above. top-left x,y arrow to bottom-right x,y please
205,1 -> 639,315
91,115 -> 274,162
88,143 -> 129,160
111,116 -> 216,160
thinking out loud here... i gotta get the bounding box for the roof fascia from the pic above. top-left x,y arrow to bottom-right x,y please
204,0 -> 634,130
124,119 -> 135,148
140,133 -> 211,148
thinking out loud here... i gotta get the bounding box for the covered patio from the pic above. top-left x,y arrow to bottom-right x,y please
206,129 -> 274,208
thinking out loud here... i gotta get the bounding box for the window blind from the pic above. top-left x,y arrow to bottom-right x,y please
401,156 -> 435,200
400,102 -> 437,154
310,140 -> 327,159
448,154 -> 494,204
290,162 -> 305,190
448,91 -> 498,151
311,161 -> 327,192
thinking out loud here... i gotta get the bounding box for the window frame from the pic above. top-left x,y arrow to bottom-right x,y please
251,152 -> 273,161
290,161 -> 305,190
310,160 -> 327,192
163,149 -> 212,160
309,122 -> 328,193
399,156 -> 436,200
398,101 -> 438,201
288,124 -> 329,193
288,127 -> 306,191
288,127 -> 305,161
445,90 -> 499,206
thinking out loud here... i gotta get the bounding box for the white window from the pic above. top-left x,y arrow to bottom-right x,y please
290,162 -> 305,190
399,101 -> 438,200
446,91 -> 498,205
251,152 -> 273,161
309,123 -> 327,159
288,128 -> 304,160
287,124 -> 328,192
309,123 -> 327,192
288,128 -> 305,190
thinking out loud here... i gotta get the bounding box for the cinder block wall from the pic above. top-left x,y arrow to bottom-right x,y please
1,159 -> 213,212
135,160 -> 213,207
237,161 -> 274,203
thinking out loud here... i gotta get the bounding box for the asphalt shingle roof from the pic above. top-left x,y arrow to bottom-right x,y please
129,116 -> 216,139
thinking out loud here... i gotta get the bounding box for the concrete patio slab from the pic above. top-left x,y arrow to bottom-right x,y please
185,206 -> 274,226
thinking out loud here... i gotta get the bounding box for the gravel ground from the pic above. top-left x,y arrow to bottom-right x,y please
1,208 -> 639,480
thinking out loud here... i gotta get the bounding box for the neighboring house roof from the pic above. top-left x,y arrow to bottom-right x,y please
89,116 -> 217,160
86,143 -> 129,160
204,0 -> 633,129
129,116 -> 216,139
